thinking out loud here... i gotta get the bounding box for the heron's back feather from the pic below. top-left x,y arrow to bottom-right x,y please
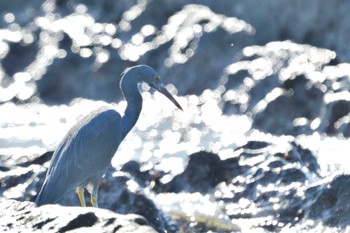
35,107 -> 121,205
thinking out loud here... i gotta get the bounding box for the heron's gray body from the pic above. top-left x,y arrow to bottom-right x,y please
35,65 -> 182,207
36,108 -> 122,205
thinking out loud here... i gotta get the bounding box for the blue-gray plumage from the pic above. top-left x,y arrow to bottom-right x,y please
35,65 -> 182,207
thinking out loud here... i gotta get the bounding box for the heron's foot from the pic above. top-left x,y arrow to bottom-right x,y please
90,193 -> 98,208
76,188 -> 86,207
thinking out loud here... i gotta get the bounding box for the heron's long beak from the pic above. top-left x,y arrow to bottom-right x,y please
157,83 -> 183,111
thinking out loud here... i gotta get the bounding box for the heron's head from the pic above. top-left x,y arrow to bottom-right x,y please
122,65 -> 183,111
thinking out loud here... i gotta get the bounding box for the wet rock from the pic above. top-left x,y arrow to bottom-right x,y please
37,50 -> 127,104
162,151 -> 241,193
319,98 -> 350,136
218,139 -> 321,231
34,165 -> 179,233
253,75 -> 324,135
1,42 -> 39,78
0,151 -> 178,232
109,188 -> 179,233
306,175 -> 350,228
18,151 -> 53,167
0,198 -> 157,232
219,41 -> 350,136
2,134 -> 350,232
238,140 -> 271,150
0,152 -> 54,202
152,4 -> 254,96
229,1 -> 350,63
120,160 -> 156,187
1,1 -> 254,104
0,164 -> 41,202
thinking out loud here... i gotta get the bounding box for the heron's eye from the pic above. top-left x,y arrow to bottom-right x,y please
153,76 -> 159,81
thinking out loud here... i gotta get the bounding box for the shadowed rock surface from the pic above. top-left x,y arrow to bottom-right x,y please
306,175 -> 350,228
1,137 -> 349,232
0,198 -> 157,233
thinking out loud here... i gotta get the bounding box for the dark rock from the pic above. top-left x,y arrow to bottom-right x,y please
221,138 -> 322,231
0,198 -> 157,232
0,0 -> 42,26
153,5 -> 254,96
0,164 -> 41,203
0,168 -> 34,190
33,166 -> 179,233
290,141 -> 321,176
18,151 -> 53,167
220,41 -> 346,136
58,212 -> 98,232
110,190 -> 179,233
2,135 -> 350,232
121,160 -> 154,187
306,175 -> 350,228
252,75 -> 323,135
37,51 -> 127,104
1,41 -> 39,77
321,99 -> 350,136
0,164 -> 10,172
0,155 -> 178,232
162,151 -> 240,193
230,1 -> 350,63
238,140 -> 271,151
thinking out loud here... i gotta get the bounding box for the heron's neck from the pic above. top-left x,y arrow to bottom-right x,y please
120,89 -> 142,139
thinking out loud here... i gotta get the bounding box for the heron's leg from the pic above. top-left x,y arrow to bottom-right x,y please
90,187 -> 99,208
76,187 -> 86,207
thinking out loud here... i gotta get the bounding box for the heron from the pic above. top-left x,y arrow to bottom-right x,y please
35,65 -> 182,207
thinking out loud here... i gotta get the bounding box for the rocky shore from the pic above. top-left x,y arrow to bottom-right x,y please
1,1 -> 350,232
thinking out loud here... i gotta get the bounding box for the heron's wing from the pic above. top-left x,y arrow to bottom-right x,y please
40,107 -> 122,202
